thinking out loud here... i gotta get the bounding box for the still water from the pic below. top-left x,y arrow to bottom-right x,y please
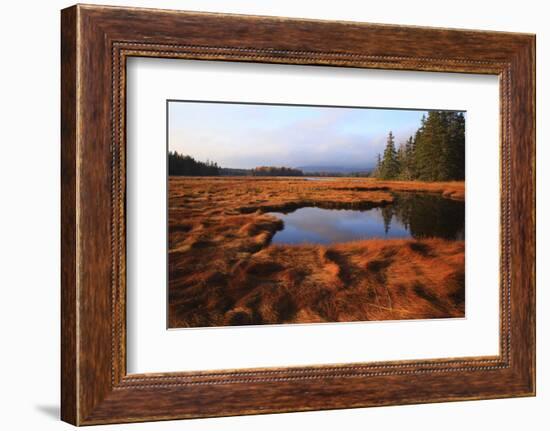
268,193 -> 465,245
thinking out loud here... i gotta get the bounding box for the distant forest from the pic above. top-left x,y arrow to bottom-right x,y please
168,152 -> 304,177
251,166 -> 303,176
373,111 -> 465,181
168,151 -> 221,176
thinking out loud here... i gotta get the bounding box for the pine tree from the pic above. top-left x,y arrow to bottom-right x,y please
380,131 -> 400,179
446,112 -> 465,180
396,143 -> 407,179
415,112 -> 445,181
404,136 -> 416,179
372,153 -> 382,177
372,111 -> 464,182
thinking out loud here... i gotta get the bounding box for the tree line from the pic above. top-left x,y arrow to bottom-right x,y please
305,171 -> 370,177
168,152 -> 304,177
373,111 -> 465,181
168,151 -> 221,176
251,166 -> 303,176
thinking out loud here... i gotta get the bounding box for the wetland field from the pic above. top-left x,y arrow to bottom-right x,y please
168,177 -> 465,328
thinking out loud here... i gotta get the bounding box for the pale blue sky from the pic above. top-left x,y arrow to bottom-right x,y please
168,101 -> 431,170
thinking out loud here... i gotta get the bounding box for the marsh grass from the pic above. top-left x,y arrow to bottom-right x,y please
168,177 -> 465,328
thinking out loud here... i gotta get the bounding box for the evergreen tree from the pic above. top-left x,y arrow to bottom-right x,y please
380,131 -> 400,179
396,143 -> 407,179
446,112 -> 465,180
414,111 -> 465,181
404,136 -> 416,179
415,112 -> 443,180
372,111 -> 464,182
372,153 -> 382,177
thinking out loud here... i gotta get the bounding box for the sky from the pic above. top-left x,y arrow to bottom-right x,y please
168,101 -> 430,170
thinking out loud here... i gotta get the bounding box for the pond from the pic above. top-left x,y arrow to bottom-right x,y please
268,193 -> 465,245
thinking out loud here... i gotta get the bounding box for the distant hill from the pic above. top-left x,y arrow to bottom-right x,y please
221,166 -> 304,176
220,167 -> 251,176
297,164 -> 374,174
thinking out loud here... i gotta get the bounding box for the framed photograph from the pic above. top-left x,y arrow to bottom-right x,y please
165,101 -> 467,329
61,4 -> 535,425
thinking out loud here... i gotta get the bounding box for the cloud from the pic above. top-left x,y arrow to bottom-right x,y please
169,104 -> 426,169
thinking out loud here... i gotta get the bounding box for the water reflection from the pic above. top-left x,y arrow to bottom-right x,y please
268,193 -> 464,245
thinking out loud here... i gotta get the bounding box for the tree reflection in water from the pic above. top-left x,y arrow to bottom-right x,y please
268,192 -> 465,245
386,192 -> 465,240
